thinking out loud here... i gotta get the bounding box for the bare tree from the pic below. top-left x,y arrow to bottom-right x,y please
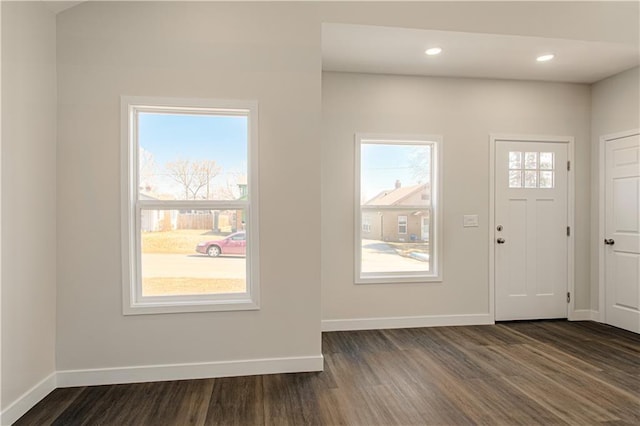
212,172 -> 243,200
191,160 -> 222,200
139,147 -> 157,192
165,159 -> 221,200
409,146 -> 431,183
165,159 -> 193,199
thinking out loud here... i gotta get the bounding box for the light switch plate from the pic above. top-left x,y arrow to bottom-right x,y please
463,214 -> 479,227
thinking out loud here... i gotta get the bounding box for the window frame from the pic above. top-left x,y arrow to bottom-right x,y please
362,215 -> 371,233
397,215 -> 408,235
354,133 -> 443,284
121,96 -> 260,315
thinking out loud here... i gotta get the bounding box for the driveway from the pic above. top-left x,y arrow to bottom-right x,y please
143,241 -> 426,279
142,253 -> 246,279
361,239 -> 428,273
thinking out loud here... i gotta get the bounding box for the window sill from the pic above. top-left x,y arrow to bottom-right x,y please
123,297 -> 260,315
356,274 -> 443,284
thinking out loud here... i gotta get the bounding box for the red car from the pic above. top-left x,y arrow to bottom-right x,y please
196,232 -> 246,257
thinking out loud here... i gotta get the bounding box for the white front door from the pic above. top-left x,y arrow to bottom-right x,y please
605,134 -> 640,333
495,141 -> 569,320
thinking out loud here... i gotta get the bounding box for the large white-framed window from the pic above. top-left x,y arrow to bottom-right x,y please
355,134 -> 443,284
121,96 -> 259,315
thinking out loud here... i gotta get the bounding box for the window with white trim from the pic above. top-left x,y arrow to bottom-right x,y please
397,215 -> 408,234
121,97 -> 259,314
355,134 -> 442,283
362,216 -> 371,233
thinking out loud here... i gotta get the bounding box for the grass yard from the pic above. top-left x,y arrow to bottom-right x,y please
142,277 -> 245,296
142,229 -> 228,254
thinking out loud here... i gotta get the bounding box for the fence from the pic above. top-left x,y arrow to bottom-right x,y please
177,214 -> 213,230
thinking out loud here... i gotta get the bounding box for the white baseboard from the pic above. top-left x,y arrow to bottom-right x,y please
321,313 -> 494,332
57,355 -> 324,388
0,372 -> 56,426
2,356 -> 323,424
569,309 -> 600,321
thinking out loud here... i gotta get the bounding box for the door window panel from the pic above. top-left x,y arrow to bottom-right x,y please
508,151 -> 555,189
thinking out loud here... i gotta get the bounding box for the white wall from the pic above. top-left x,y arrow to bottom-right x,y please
315,0 -> 635,325
1,0 -> 57,419
0,0 -> 633,420
322,72 -> 592,324
53,0 -> 637,377
56,2 -> 322,374
590,66 -> 640,313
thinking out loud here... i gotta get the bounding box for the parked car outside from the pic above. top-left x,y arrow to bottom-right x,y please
196,232 -> 246,257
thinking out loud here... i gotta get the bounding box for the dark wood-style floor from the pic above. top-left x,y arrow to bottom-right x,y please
16,321 -> 640,425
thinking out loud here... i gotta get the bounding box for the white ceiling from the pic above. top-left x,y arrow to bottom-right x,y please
322,23 -> 640,84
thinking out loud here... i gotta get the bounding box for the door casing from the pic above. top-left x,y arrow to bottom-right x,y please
598,129 -> 640,323
489,134 -> 575,321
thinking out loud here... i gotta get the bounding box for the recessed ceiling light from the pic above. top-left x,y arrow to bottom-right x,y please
536,54 -> 555,62
425,47 -> 442,56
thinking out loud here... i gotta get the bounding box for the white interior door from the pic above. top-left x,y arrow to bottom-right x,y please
605,134 -> 640,333
495,141 -> 568,320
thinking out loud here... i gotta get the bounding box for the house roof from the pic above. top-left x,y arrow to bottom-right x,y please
140,191 -> 175,201
364,183 -> 427,206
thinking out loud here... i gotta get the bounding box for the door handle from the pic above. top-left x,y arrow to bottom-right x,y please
497,238 -> 506,244
604,238 -> 615,245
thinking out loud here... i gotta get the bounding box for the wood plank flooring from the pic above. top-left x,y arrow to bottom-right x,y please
15,321 -> 640,425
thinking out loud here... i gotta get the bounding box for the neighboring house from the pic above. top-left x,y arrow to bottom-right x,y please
362,180 -> 430,242
236,175 -> 248,231
210,177 -> 248,232
140,192 -> 178,231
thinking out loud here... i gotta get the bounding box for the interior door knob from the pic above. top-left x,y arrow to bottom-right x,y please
604,238 -> 615,245
497,238 -> 506,244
